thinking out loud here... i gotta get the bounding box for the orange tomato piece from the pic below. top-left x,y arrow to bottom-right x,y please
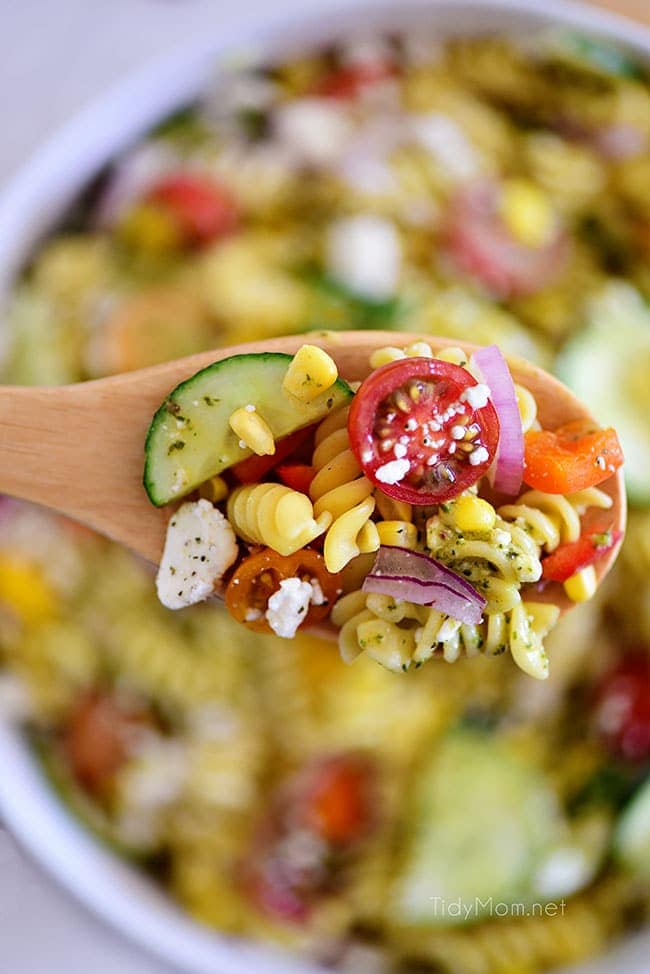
224,547 -> 340,634
305,755 -> 375,845
523,420 -> 623,494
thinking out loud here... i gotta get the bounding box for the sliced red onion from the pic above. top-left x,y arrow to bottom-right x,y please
363,546 -> 486,625
471,344 -> 523,497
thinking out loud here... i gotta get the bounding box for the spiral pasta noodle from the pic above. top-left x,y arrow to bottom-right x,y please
309,406 -> 379,572
498,487 -> 612,553
227,483 -> 331,556
332,589 -> 558,679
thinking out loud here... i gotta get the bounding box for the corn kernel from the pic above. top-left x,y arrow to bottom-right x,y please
436,346 -> 468,367
499,180 -> 556,249
377,520 -> 419,549
117,203 -> 182,255
197,475 -> 229,504
282,345 -> 338,402
514,383 -> 538,433
451,495 -> 497,534
0,555 -> 57,624
369,346 -> 406,369
563,565 -> 598,603
404,341 -> 433,358
229,407 -> 275,456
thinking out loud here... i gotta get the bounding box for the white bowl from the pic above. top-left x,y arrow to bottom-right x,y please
0,2 -> 648,972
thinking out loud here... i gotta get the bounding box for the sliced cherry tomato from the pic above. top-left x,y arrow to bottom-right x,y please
240,753 -> 376,922
524,420 -> 624,494
541,527 -> 622,582
146,174 -> 239,248
443,182 -> 568,298
63,690 -> 152,795
231,426 -> 315,484
276,463 -> 316,495
224,547 -> 340,633
348,357 -> 500,505
315,60 -> 396,98
593,655 -> 650,762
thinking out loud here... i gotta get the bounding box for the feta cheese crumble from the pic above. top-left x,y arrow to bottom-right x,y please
156,500 -> 238,610
375,458 -> 411,484
469,445 -> 490,466
460,383 -> 491,409
265,577 -> 313,639
410,113 -> 483,181
273,98 -> 352,167
326,214 -> 401,300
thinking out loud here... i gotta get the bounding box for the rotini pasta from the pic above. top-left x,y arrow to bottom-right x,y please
227,483 -> 331,556
309,405 -> 378,572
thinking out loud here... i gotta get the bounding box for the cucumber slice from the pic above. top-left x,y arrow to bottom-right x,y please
144,352 -> 353,506
556,283 -> 650,506
614,776 -> 650,877
393,728 -> 568,926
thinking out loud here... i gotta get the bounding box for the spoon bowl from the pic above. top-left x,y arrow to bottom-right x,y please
0,331 -> 625,617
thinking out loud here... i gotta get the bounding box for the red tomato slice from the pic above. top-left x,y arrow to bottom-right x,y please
63,690 -> 152,796
348,358 -> 500,505
316,60 -> 396,98
524,420 -> 624,494
541,527 -> 622,582
593,655 -> 650,762
231,426 -> 315,484
146,174 -> 239,247
443,182 -> 569,298
276,463 -> 316,495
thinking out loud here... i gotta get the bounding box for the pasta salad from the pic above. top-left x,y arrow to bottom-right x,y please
148,340 -> 623,680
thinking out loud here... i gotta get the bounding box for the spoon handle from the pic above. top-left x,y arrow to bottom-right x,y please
0,383 -> 168,561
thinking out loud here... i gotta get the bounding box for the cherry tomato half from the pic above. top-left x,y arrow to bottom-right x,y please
348,357 -> 500,505
224,547 -> 340,634
146,174 -> 239,248
63,690 -> 152,796
593,655 -> 650,762
524,420 -> 624,494
541,526 -> 622,583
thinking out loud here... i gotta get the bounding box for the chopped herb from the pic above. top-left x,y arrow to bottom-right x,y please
203,395 -> 220,406
167,441 -> 185,454
592,530 -> 613,549
165,400 -> 181,416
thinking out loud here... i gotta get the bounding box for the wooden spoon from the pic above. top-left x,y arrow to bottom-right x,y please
0,331 -> 625,615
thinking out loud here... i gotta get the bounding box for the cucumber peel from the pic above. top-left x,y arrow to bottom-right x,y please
392,728 -> 582,926
144,352 -> 354,506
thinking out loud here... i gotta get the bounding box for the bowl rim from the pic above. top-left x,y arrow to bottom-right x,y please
0,1 -> 649,972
